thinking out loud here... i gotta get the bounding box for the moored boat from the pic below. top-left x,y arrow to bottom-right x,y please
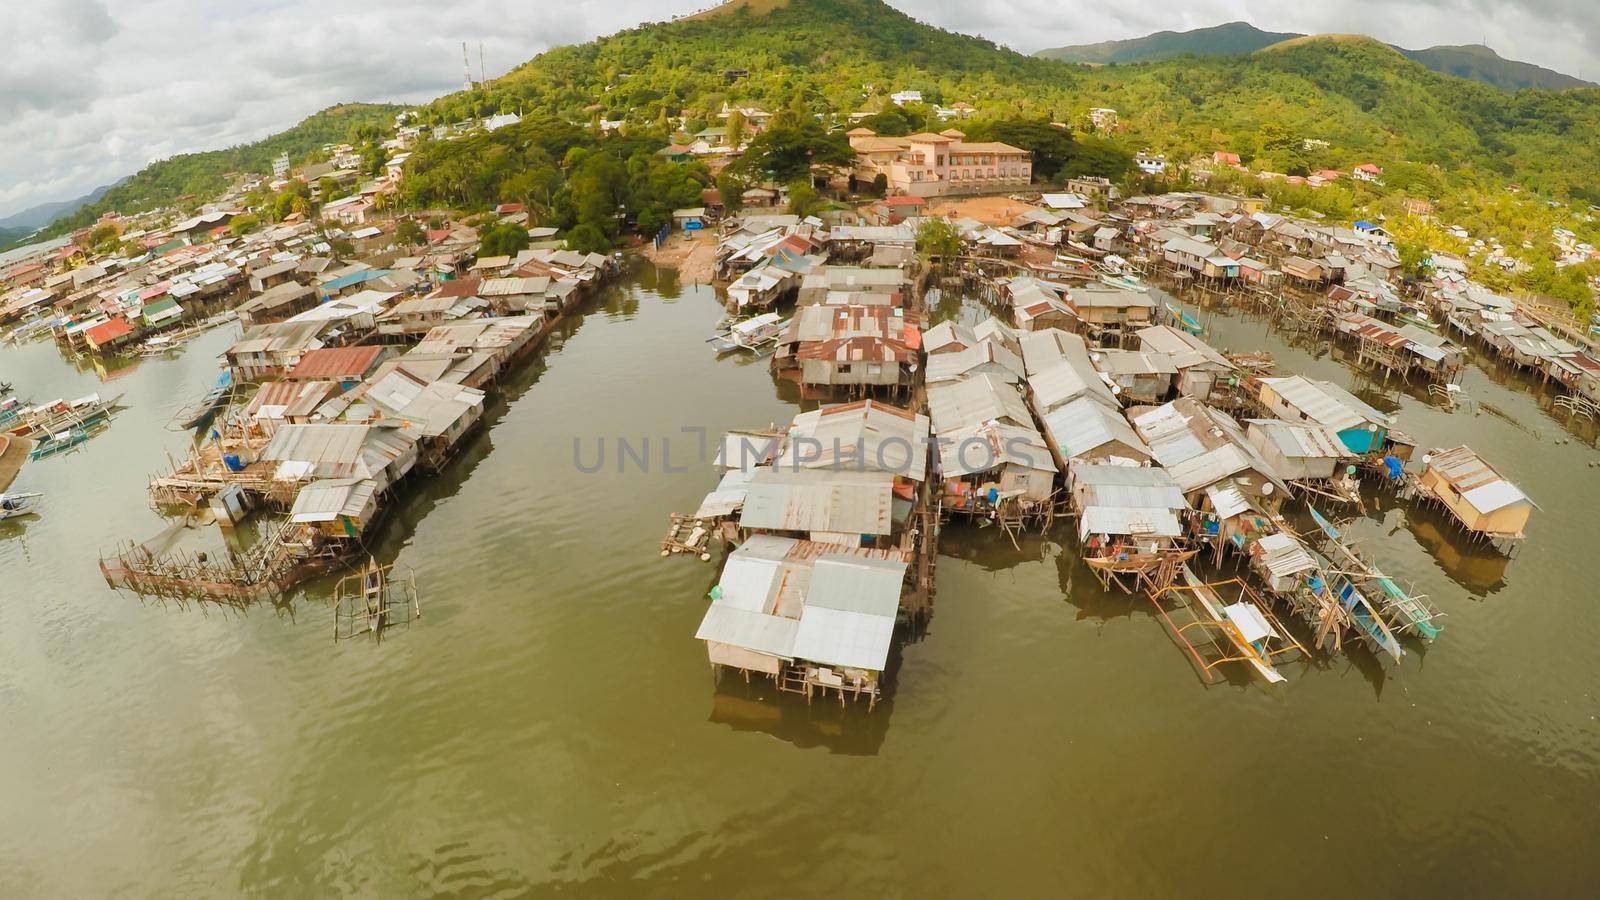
177,371 -> 234,430
0,491 -> 43,520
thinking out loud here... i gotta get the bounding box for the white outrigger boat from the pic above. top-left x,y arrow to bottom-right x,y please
1096,254 -> 1146,291
0,491 -> 42,520
1150,564 -> 1306,685
707,312 -> 788,356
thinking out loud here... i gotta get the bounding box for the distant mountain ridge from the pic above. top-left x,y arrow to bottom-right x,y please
1036,21 -> 1594,92
0,182 -> 120,232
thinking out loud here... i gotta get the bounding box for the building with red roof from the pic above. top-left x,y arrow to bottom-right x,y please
84,316 -> 136,352
284,344 -> 393,384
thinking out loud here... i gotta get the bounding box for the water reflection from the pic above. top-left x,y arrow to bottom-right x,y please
707,677 -> 893,756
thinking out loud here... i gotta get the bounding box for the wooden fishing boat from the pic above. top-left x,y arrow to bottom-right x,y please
1302,544 -> 1405,663
1307,506 -> 1442,640
28,422 -> 107,460
176,371 -> 233,430
1161,301 -> 1204,336
7,393 -> 122,439
1149,565 -> 1306,685
708,312 -> 787,355
0,491 -> 42,520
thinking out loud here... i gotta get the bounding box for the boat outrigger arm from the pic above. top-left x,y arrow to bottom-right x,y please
1147,565 -> 1307,685
1307,505 -> 1443,640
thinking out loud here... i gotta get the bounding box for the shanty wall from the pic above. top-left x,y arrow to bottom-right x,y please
801,359 -> 902,387
707,641 -> 783,675
1419,469 -> 1531,537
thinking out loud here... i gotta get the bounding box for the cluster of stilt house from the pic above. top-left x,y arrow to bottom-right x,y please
671,202 -> 1540,699
102,244 -> 619,601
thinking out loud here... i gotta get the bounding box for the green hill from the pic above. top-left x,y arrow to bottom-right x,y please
52,1 -> 1600,235
413,1 -> 1600,202
1037,22 -> 1298,65
38,103 -> 403,238
1399,43 -> 1593,92
1037,21 -> 1595,93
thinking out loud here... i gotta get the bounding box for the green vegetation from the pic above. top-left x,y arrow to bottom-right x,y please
37,103 -> 401,238
915,218 -> 962,263
36,0 -> 1598,307
1036,21 -> 1595,93
479,222 -> 531,257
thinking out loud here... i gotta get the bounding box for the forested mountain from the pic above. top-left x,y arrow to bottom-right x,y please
41,0 -> 1600,238
35,103 -> 402,239
1401,44 -> 1593,92
0,182 -> 120,232
413,1 -> 1600,202
1037,21 -> 1595,93
1037,22 -> 1297,65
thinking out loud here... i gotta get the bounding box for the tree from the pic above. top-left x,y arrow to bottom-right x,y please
716,169 -> 748,213
786,180 -> 823,218
565,222 -> 611,254
229,214 -> 261,237
479,222 -> 531,257
915,218 -> 963,264
396,220 -> 426,246
87,223 -> 119,251
737,109 -> 854,183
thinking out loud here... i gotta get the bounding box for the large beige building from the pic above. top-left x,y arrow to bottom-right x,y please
848,128 -> 1032,198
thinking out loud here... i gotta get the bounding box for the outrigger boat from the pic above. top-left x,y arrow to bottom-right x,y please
1307,506 -> 1443,640
1160,300 -> 1204,337
29,422 -> 108,460
1301,543 -> 1405,663
707,312 -> 788,356
175,370 -> 233,430
7,393 -> 123,440
1096,255 -> 1147,292
0,491 -> 42,520
0,395 -> 28,429
1150,564 -> 1306,684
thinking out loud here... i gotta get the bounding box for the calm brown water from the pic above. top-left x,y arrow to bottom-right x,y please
3,267 -> 1598,896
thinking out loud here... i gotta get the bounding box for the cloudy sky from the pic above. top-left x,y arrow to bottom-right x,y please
2,0 -> 1595,220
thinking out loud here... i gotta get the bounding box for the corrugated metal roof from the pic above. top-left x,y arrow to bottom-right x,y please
778,400 -> 930,481
1093,349 -> 1179,376
739,468 -> 895,535
288,477 -> 377,523
927,373 -> 1033,434
1026,360 -> 1118,413
286,345 -> 385,380
1426,445 -> 1530,513
937,421 -> 1055,478
695,605 -> 798,659
805,555 -> 906,618
1245,418 -> 1349,460
1203,483 -> 1252,518
1135,324 -> 1232,370
1254,532 -> 1318,578
1070,462 -> 1186,510
715,553 -> 788,614
791,606 -> 896,672
925,340 -> 1026,384
1078,506 -> 1182,540
1259,376 -> 1364,431
1041,396 -> 1149,462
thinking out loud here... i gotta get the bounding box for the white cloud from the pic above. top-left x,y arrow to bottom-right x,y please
1,0 -> 1594,220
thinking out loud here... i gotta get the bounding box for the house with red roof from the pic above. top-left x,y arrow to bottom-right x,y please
284,344 -> 394,385
83,316 -> 136,352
